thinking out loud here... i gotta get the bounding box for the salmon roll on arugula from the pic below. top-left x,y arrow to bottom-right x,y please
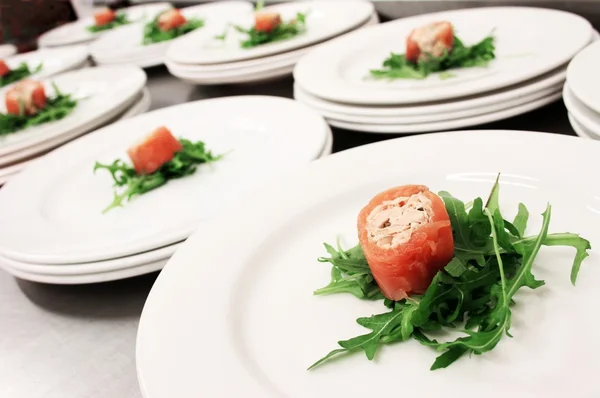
5,80 -> 47,116
357,185 -> 454,300
254,11 -> 282,33
157,9 -> 187,32
127,126 -> 183,175
406,21 -> 454,63
94,8 -> 117,26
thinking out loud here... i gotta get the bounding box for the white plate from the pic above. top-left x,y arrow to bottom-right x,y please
569,112 -> 598,140
293,64 -> 566,117
175,64 -> 294,85
0,258 -> 167,285
563,82 -> 600,137
166,11 -> 379,77
0,44 -> 17,58
327,90 -> 562,134
0,87 -> 151,176
1,45 -> 89,86
90,2 -> 253,65
167,0 -> 374,65
94,54 -> 165,69
37,3 -> 173,48
294,7 -> 591,105
136,130 -> 600,398
1,241 -> 181,276
300,83 -> 562,125
567,40 -> 600,114
0,96 -> 328,264
0,65 -> 146,157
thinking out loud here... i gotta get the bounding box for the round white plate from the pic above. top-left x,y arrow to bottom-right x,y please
327,90 -> 562,134
567,40 -> 600,114
136,130 -> 600,398
1,45 -> 89,86
94,54 -> 165,69
0,44 -> 17,58
90,2 -> 253,64
166,12 -> 379,74
176,64 -> 294,85
38,2 -> 173,48
293,64 -> 566,117
0,96 -> 328,264
0,65 -> 146,157
0,258 -> 167,285
294,7 -> 591,105
300,83 -> 562,125
569,112 -> 597,140
0,87 -> 151,173
563,82 -> 600,137
1,241 -> 181,276
167,0 -> 374,65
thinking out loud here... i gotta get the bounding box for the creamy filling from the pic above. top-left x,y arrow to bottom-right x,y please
366,192 -> 433,248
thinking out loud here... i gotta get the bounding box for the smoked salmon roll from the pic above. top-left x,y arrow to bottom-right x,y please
94,8 -> 117,26
127,126 -> 183,175
5,80 -> 47,116
357,185 -> 454,301
0,60 -> 10,78
406,21 -> 454,63
157,9 -> 187,32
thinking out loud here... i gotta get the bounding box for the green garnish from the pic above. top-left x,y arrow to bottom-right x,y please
309,176 -> 591,370
0,83 -> 77,136
0,62 -> 43,88
142,16 -> 204,45
94,138 -> 222,213
370,34 -> 496,80
86,13 -> 130,33
216,12 -> 307,48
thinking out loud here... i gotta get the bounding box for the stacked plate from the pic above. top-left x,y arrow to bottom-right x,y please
0,96 -> 331,284
294,7 -> 595,134
165,1 -> 376,85
38,2 -> 173,48
1,45 -> 89,86
0,44 -> 17,58
0,65 -> 149,185
90,1 -> 253,68
564,40 -> 600,140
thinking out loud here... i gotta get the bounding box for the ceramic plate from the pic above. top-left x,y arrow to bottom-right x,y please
0,65 -> 146,157
569,113 -> 597,140
89,2 -> 253,64
292,64 -> 566,117
136,130 -> 600,397
293,7 -> 591,105
167,0 -> 374,65
0,96 -> 328,264
563,83 -> 600,136
37,2 -> 173,47
0,44 -> 17,58
326,90 -> 562,134
1,45 -> 89,86
566,40 -> 600,114
175,64 -> 294,85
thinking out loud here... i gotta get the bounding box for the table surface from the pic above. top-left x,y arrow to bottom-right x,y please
0,62 -> 579,398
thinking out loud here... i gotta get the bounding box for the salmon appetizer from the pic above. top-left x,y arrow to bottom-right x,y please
94,8 -> 117,26
406,21 -> 454,63
0,60 -> 10,78
357,185 -> 454,300
127,126 -> 183,175
254,11 -> 282,33
157,9 -> 187,32
5,80 -> 47,116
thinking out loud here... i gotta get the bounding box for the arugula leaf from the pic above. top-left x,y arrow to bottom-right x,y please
142,17 -> 204,45
0,62 -> 43,88
86,13 -> 130,33
0,83 -> 77,135
234,12 -> 307,49
370,33 -> 495,81
94,138 -> 222,213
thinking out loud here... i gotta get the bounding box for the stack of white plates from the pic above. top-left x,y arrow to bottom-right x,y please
0,44 -> 17,58
1,45 -> 89,87
90,1 -> 253,69
0,65 -> 149,185
564,41 -> 600,140
294,7 -> 595,134
0,96 -> 331,284
38,2 -> 173,48
165,0 -> 376,85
